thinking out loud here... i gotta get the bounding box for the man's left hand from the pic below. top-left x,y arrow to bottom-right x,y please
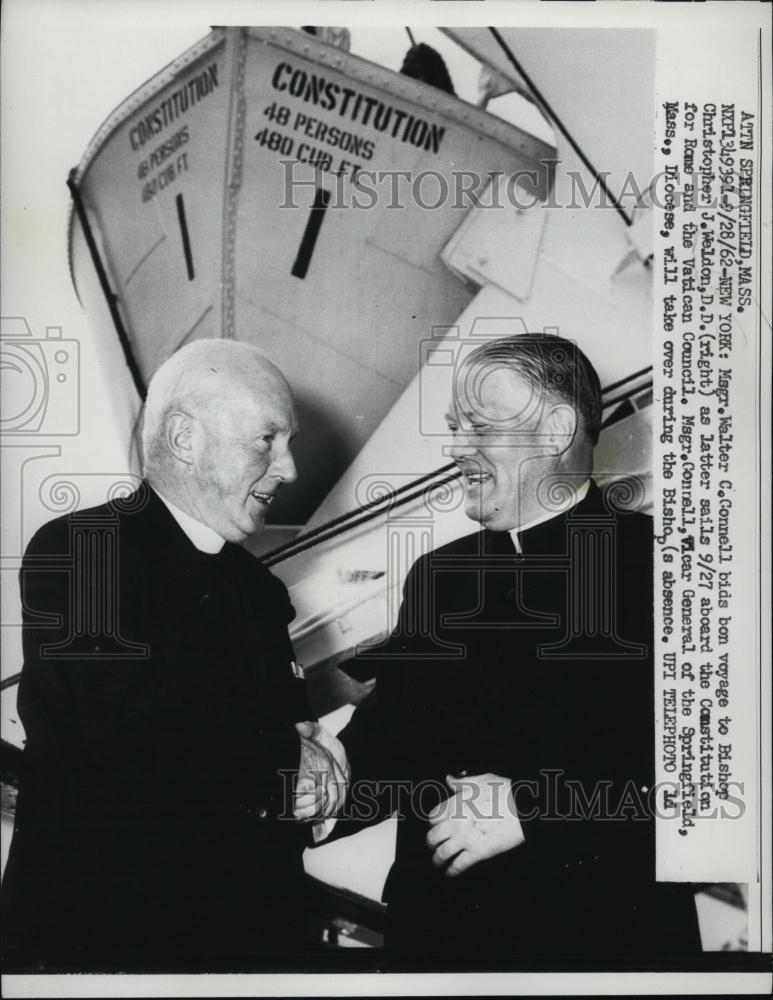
426,772 -> 524,877
293,721 -> 350,822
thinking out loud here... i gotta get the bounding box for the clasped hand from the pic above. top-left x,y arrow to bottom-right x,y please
293,720 -> 350,822
426,773 -> 525,877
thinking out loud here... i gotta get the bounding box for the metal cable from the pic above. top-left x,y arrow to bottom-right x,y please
488,27 -> 634,229
264,370 -> 653,565
264,470 -> 462,567
260,462 -> 457,564
67,170 -> 147,401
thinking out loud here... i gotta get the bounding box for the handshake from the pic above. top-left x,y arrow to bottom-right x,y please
293,720 -> 350,822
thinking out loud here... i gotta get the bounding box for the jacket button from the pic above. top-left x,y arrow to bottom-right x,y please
258,808 -> 268,819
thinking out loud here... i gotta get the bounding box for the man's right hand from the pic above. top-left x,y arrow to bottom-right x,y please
293,721 -> 350,822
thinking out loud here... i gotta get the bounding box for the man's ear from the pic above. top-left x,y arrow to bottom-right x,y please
546,404 -> 578,453
165,411 -> 196,466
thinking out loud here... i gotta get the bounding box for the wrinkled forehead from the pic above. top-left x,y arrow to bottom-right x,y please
209,368 -> 298,433
448,359 -> 546,425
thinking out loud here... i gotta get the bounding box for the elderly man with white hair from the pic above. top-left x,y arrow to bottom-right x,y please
3,340 -> 347,970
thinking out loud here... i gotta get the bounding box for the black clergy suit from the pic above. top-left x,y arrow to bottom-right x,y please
3,483 -> 311,969
336,481 -> 701,961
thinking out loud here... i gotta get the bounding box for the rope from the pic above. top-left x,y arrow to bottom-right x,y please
1,365 -> 655,692
601,365 -> 652,395
1,367 -> 649,702
67,170 -> 147,401
487,27 -> 634,229
264,470 -> 462,567
602,380 -> 653,411
260,462 -> 457,565
264,369 -> 653,565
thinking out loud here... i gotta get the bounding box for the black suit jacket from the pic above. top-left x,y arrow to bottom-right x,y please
336,481 -> 700,959
3,484 -> 311,968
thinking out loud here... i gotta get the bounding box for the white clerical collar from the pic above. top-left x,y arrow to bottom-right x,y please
153,488 -> 226,554
508,479 -> 591,554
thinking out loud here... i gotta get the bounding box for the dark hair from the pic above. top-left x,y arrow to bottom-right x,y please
463,334 -> 602,445
399,44 -> 455,96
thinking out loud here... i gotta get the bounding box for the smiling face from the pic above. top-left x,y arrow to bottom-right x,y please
446,361 -> 570,531
183,371 -> 298,542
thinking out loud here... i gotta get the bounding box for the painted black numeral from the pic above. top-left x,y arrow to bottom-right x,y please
175,193 -> 195,281
291,188 -> 330,279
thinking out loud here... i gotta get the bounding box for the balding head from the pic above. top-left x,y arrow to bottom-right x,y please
142,340 -> 298,541
142,341 -> 290,465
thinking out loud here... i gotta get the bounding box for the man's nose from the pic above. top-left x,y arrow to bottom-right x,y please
448,432 -> 477,460
273,445 -> 297,484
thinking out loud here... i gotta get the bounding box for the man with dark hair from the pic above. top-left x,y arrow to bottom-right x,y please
400,43 -> 456,95
328,333 -> 700,960
461,334 -> 603,444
